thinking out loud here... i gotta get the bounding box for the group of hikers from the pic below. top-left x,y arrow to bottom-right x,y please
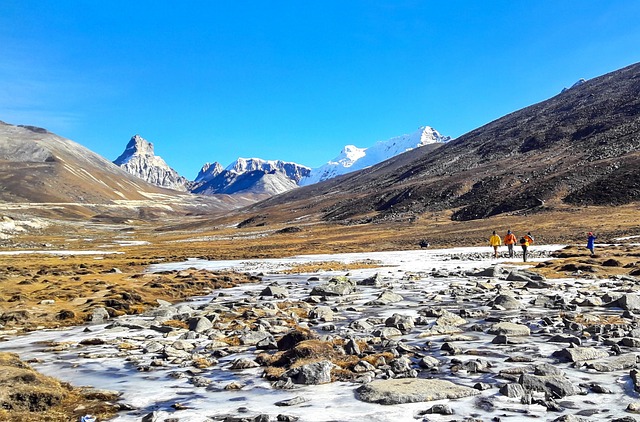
489,230 -> 535,261
489,230 -> 599,261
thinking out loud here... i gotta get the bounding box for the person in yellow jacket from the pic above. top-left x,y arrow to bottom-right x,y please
503,229 -> 517,258
489,230 -> 502,258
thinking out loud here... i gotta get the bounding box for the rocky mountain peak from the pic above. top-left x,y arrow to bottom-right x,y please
114,135 -> 154,164
113,135 -> 190,191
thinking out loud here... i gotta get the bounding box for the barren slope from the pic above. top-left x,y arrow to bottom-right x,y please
241,62 -> 640,225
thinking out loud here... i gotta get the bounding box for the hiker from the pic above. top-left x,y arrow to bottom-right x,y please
489,230 -> 502,258
587,232 -> 597,255
503,229 -> 517,258
520,232 -> 535,262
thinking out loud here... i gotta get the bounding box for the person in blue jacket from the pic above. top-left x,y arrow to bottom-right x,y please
587,232 -> 597,255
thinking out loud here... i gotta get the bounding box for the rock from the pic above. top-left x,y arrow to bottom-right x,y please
372,327 -> 403,339
587,353 -> 638,372
188,317 -> 212,333
309,306 -> 334,322
91,307 -> 110,324
490,294 -> 522,310
230,358 -> 260,369
283,360 -> 334,385
261,286 -> 289,298
275,396 -> 308,406
621,338 -> 640,348
418,356 -> 441,370
548,334 -> 582,346
421,403 -> 454,415
467,266 -> 501,278
606,294 -> 640,312
344,338 -> 361,355
534,363 -> 565,376
355,378 -> 480,405
142,411 -> 160,422
367,290 -> 404,305
500,383 -> 525,398
519,374 -> 578,397
435,310 -> 466,327
358,273 -> 383,286
239,331 -> 272,346
385,313 -> 415,333
488,322 -> 530,336
552,346 -> 609,362
310,277 -> 356,296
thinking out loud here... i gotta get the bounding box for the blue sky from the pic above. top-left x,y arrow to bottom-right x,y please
1,1 -> 640,178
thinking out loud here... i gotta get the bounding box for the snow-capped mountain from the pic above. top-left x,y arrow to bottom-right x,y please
114,135 -> 190,191
300,126 -> 450,186
192,158 -> 309,196
224,158 -> 311,183
195,162 -> 224,184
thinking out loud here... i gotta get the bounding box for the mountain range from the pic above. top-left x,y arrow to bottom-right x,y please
2,61 -> 640,230
112,126 -> 449,196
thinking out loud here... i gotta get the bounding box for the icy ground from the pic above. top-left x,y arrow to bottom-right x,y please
2,245 -> 638,422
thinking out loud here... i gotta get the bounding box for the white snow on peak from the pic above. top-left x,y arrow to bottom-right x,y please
195,162 -> 224,183
300,126 -> 450,186
113,135 -> 189,191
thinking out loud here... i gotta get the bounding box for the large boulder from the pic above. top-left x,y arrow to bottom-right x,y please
519,374 -> 578,397
356,378 -> 479,405
282,360 -> 334,385
310,277 -> 356,297
488,322 -> 530,336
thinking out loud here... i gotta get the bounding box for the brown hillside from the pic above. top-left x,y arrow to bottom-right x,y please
243,62 -> 640,225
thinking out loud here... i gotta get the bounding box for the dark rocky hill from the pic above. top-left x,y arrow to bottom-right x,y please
245,62 -> 640,224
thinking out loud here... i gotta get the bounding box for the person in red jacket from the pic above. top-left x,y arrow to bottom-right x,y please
503,230 -> 517,258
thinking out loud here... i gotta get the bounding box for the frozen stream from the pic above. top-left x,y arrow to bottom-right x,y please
1,246 -> 638,422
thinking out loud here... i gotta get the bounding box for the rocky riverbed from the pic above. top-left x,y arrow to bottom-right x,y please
3,245 -> 640,421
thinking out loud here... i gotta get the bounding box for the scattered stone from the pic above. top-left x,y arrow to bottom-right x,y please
355,378 -> 480,405
552,346 -> 609,363
488,322 -> 530,336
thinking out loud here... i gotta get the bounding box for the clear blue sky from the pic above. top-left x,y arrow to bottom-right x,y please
1,1 -> 639,179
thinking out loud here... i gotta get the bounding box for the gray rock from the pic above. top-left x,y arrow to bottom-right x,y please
500,383 -> 525,398
606,294 -> 640,312
344,338 -> 361,355
385,313 -> 415,332
519,374 -> 578,397
230,358 -> 260,369
283,360 -> 334,385
188,317 -> 212,333
552,346 -> 609,362
91,307 -> 110,324
310,277 -> 356,296
372,327 -> 403,339
355,378 -> 480,405
261,286 -> 289,298
467,266 -> 501,278
367,290 -> 404,305
358,273 -> 383,286
490,294 -> 522,310
587,353 -> 638,372
621,337 -> 640,348
309,306 -> 335,322
435,310 -> 466,327
275,396 -> 309,407
418,356 -> 441,370
239,331 -> 271,346
422,403 -> 454,415
488,322 -> 530,336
